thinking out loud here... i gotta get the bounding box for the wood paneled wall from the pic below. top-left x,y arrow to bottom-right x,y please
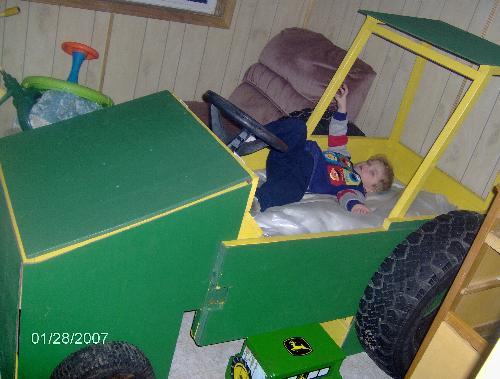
1,0 -> 499,198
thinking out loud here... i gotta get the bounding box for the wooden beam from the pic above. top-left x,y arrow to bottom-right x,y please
445,312 -> 489,355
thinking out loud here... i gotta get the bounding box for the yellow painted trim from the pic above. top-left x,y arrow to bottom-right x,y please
230,132 -> 495,245
389,142 -> 495,212
388,66 -> 493,220
490,66 -> 500,76
305,16 -> 378,136
223,225 -> 386,247
240,134 -> 387,171
0,94 -> 257,265
383,215 -> 433,229
2,160 -> 249,265
175,95 -> 258,181
389,214 -> 436,223
29,182 -> 249,264
237,211 -> 263,239
175,95 -> 262,238
0,164 -> 27,261
389,49 -> 427,147
321,316 -> 354,346
237,174 -> 263,239
242,149 -> 269,171
371,24 -> 480,80
345,136 -> 390,162
225,213 -> 438,247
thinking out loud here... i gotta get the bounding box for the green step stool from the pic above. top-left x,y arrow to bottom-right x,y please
226,323 -> 345,379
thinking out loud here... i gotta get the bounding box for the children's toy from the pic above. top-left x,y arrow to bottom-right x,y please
62,42 -> 99,83
0,10 -> 499,379
226,324 -> 345,379
0,41 -> 112,131
0,71 -> 40,130
0,6 -> 20,18
21,41 -> 113,109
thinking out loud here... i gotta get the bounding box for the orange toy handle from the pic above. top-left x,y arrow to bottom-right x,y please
62,42 -> 99,60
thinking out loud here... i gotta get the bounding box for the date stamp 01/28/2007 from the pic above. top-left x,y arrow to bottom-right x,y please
31,332 -> 109,345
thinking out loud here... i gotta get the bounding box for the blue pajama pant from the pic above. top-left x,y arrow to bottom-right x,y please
255,118 -> 314,211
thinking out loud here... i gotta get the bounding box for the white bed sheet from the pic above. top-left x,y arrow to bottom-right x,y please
252,178 -> 456,237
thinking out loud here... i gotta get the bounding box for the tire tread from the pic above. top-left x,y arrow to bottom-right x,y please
355,211 -> 483,378
50,341 -> 155,379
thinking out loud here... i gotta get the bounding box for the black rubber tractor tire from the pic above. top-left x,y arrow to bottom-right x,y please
355,210 -> 483,379
50,341 -> 155,379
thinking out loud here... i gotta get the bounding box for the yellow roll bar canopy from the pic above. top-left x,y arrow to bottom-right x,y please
307,10 -> 500,224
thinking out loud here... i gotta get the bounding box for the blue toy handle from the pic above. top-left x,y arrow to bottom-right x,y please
67,51 -> 86,83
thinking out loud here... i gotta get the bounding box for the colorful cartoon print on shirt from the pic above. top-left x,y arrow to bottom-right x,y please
323,151 -> 353,170
327,165 -> 343,185
324,151 -> 361,187
345,170 -> 361,186
327,165 -> 361,186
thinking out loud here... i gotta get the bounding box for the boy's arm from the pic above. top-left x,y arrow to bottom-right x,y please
352,203 -> 372,214
327,84 -> 350,156
337,188 -> 366,212
328,112 -> 349,155
328,85 -> 371,215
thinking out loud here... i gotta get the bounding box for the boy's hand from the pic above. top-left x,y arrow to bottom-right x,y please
351,203 -> 371,214
335,84 -> 349,113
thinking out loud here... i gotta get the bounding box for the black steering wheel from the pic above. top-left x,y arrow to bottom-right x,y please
203,90 -> 287,155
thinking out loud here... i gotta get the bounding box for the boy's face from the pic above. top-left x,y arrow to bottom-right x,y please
354,160 -> 384,193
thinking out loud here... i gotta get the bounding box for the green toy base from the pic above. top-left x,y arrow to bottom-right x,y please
225,323 -> 345,379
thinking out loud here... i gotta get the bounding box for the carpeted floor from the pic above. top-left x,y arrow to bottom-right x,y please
169,312 -> 391,378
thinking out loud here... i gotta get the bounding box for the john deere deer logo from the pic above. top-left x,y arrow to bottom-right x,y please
283,337 -> 312,356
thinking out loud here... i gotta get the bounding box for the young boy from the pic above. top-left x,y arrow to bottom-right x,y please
255,84 -> 393,213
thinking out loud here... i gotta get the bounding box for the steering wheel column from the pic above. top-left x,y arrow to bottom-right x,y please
203,90 -> 287,155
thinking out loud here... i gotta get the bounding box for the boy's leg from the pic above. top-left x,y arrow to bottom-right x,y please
262,117 -> 308,151
255,118 -> 313,211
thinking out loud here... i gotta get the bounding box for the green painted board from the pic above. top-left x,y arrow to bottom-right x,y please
193,220 -> 425,346
0,184 -> 22,379
360,10 -> 500,66
0,91 -> 249,258
342,321 -> 364,356
246,323 -> 345,378
17,185 -> 250,379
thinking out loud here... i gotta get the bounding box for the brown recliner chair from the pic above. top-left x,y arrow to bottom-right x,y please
187,27 -> 375,137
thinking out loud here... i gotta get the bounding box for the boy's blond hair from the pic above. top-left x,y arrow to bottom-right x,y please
367,155 -> 394,192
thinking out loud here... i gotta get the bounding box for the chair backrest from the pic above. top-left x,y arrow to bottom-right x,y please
228,28 -> 376,126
